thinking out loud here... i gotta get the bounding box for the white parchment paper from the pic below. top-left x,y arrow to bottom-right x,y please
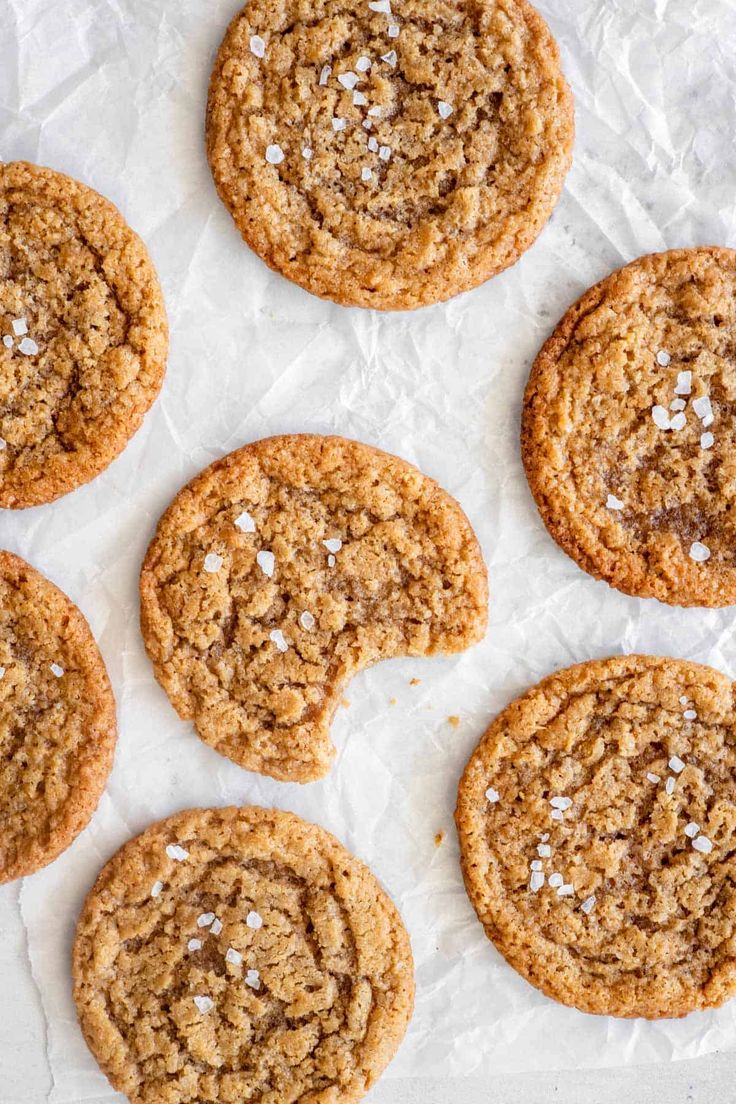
3,0 -> 736,1098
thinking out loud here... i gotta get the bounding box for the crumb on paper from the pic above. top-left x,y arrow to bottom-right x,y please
447,715 -> 460,728
340,696 -> 350,708
409,678 -> 421,686
389,697 -> 397,705
434,831 -> 445,848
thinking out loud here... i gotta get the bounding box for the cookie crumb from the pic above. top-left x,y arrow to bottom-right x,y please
409,678 -> 421,686
434,831 -> 445,847
447,715 -> 460,728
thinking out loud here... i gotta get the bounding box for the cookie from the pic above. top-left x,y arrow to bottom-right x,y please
0,161 -> 168,508
140,434 -> 488,783
456,654 -> 736,1019
0,550 -> 116,883
522,247 -> 736,607
73,805 -> 414,1104
206,0 -> 573,310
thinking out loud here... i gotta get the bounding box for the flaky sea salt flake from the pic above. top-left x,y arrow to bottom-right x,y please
548,873 -> 563,889
670,398 -> 686,412
18,337 -> 38,356
338,71 -> 359,90
537,843 -> 551,858
265,144 -> 284,165
151,881 -> 163,898
381,50 -> 397,67
656,350 -> 671,367
669,412 -> 686,431
328,554 -> 336,567
250,35 -> 266,58
11,319 -> 27,336
550,796 -> 572,811
674,371 -> 692,396
530,871 -> 545,892
197,912 -> 215,928
530,860 -> 543,872
323,538 -> 342,554
50,663 -> 64,678
665,776 -> 676,795
270,629 -> 289,653
683,709 -> 697,720
557,884 -> 574,897
166,844 -> 189,862
437,101 -> 454,119
300,611 -> 316,630
234,510 -> 256,533
606,494 -> 624,510
689,541 -> 711,563
332,117 -> 347,132
204,552 -> 223,573
369,0 -> 392,11
245,969 -> 261,989
701,432 -> 714,450
692,396 -> 714,425
211,918 -> 223,936
368,136 -> 379,152
361,166 -> 373,181
669,756 -> 686,773
551,809 -> 564,822
256,550 -> 275,578
388,23 -> 400,37
646,772 -> 661,784
581,895 -> 596,915
188,938 -> 202,952
684,822 -> 700,838
302,147 -> 313,160
247,910 -> 264,929
485,787 -> 500,804
367,106 -> 382,117
226,948 -> 243,966
379,145 -> 391,161
353,91 -> 368,106
692,835 -> 713,854
319,65 -> 332,86
0,667 -> 5,679
357,56 -> 372,71
2,336 -> 12,348
193,996 -> 214,1014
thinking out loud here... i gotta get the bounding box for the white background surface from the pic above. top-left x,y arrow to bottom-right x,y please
2,0 -> 736,1099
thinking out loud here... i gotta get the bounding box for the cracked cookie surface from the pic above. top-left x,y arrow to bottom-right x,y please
456,654 -> 736,1018
522,247 -> 736,607
73,805 -> 414,1104
0,549 -> 116,883
206,0 -> 573,309
140,434 -> 488,783
0,161 -> 168,508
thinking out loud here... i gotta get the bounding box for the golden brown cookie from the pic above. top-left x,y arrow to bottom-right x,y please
206,0 -> 574,310
140,434 -> 488,782
0,161 -> 168,508
0,550 -> 116,883
522,247 -> 736,607
456,654 -> 736,1019
73,805 -> 414,1104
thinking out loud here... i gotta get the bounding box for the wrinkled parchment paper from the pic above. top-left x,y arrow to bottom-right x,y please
3,0 -> 736,1098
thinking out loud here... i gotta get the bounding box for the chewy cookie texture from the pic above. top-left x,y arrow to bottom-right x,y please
456,654 -> 736,1019
140,434 -> 488,783
0,161 -> 168,508
73,805 -> 414,1104
522,247 -> 736,607
207,0 -> 574,309
0,550 -> 116,883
